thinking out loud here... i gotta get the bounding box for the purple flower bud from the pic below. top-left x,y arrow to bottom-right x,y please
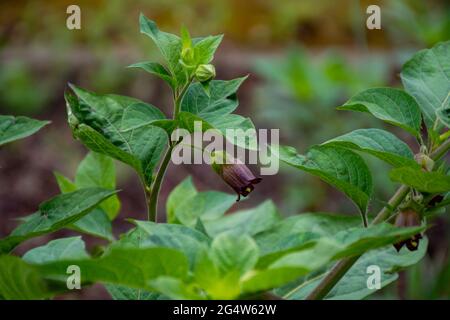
393,209 -> 422,252
211,151 -> 262,201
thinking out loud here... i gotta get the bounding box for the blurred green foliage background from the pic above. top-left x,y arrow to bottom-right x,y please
0,0 -> 449,299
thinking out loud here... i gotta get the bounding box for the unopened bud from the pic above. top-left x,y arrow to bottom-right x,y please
414,153 -> 434,171
393,209 -> 423,252
195,64 -> 216,82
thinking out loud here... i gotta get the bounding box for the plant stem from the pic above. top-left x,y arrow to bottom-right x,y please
146,78 -> 193,221
173,79 -> 192,119
305,138 -> 450,300
147,145 -> 174,222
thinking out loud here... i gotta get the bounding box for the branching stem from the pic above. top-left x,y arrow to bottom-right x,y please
305,137 -> 450,300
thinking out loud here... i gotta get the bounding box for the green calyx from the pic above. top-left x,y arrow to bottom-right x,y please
195,64 -> 216,82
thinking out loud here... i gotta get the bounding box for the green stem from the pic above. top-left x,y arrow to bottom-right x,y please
305,138 -> 450,300
147,144 -> 174,222
173,79 -> 192,119
146,78 -> 193,221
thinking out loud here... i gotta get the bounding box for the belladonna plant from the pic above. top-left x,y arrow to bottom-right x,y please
0,16 -> 449,300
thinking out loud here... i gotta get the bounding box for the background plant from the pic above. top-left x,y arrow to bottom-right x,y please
0,16 -> 449,300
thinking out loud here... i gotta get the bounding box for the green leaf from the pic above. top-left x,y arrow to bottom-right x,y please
338,88 -> 422,136
401,41 -> 450,129
69,209 -> 114,241
255,213 -> 361,267
243,223 -> 424,294
54,172 -> 77,193
150,277 -> 206,299
193,35 -> 223,65
54,172 -> 114,241
436,99 -> 450,128
0,188 -> 117,253
128,62 -> 175,88
277,238 -> 428,300
0,255 -> 60,299
204,200 -> 281,237
139,14 -> 185,86
36,247 -> 189,291
322,128 -> 417,168
210,231 -> 259,276
181,77 -> 246,117
23,237 -> 89,264
66,85 -> 167,185
193,250 -> 241,299
174,191 -> 236,227
390,167 -> 450,193
118,221 -> 210,267
105,284 -> 161,300
166,176 -> 198,223
179,77 -> 257,150
275,144 -> 373,214
0,115 -> 49,146
75,152 -> 120,220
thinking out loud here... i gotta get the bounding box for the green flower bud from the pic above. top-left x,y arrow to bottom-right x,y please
211,151 -> 262,201
181,47 -> 195,66
195,64 -> 216,82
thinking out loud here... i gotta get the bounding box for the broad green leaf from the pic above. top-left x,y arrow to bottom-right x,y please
275,144 -> 373,214
69,209 -> 114,242
54,172 -> 114,241
174,191 -> 236,227
204,200 -> 281,237
323,128 -> 417,168
54,172 -> 77,193
181,77 -> 246,117
243,223 -> 424,294
255,213 -> 361,267
119,102 -> 167,132
66,85 -> 167,185
277,238 -> 428,300
150,277 -> 206,299
0,115 -> 49,146
401,41 -> 450,128
75,152 -> 120,219
193,35 -> 223,65
23,237 -> 89,264
242,241 -> 337,294
0,255 -> 62,300
0,188 -> 116,253
139,14 -> 185,86
193,251 -> 241,299
118,221 -> 210,267
36,247 -> 189,291
338,88 -> 421,136
105,284 -> 161,300
166,176 -> 198,223
390,167 -> 450,193
128,62 -> 175,88
210,231 -> 259,276
179,77 -> 257,150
